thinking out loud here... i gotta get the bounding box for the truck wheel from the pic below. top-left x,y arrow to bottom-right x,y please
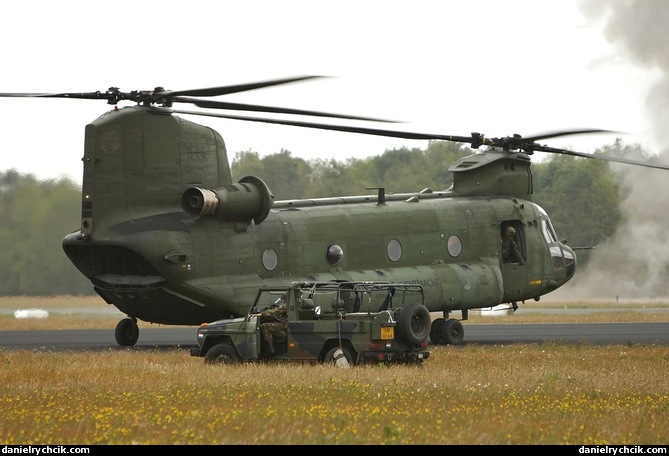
440,318 -> 464,345
205,343 -> 241,365
396,303 -> 431,344
324,346 -> 355,367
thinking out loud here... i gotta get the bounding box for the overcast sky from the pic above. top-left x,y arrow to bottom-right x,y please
0,0 -> 662,184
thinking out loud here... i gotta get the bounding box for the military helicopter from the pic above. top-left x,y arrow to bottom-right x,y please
2,75 -> 668,347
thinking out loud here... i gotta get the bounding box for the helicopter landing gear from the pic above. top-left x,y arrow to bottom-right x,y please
429,318 -> 464,345
115,317 -> 139,346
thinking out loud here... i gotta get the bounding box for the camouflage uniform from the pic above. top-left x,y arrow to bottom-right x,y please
501,227 -> 525,264
259,303 -> 288,352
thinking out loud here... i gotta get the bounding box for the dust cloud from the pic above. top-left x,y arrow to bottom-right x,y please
549,0 -> 669,300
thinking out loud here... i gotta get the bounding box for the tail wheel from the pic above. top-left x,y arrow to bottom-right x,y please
440,318 -> 464,345
396,303 -> 431,344
115,317 -> 139,346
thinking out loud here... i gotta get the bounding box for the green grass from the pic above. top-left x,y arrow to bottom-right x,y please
0,344 -> 667,444
1,296 -> 668,445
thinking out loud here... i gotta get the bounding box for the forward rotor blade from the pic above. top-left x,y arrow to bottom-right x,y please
532,144 -> 669,171
169,109 -> 669,171
171,96 -> 398,122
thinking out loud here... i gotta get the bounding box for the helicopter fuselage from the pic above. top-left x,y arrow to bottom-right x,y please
6,77 -> 666,348
61,106 -> 575,345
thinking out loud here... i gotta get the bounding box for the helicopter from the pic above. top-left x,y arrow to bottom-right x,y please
2,75 -> 668,347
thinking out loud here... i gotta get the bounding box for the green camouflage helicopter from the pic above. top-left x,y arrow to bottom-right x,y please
2,76 -> 668,347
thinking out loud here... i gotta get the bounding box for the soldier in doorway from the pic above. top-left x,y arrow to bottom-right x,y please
502,226 -> 525,264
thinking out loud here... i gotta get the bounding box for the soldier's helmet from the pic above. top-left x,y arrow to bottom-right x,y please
505,226 -> 516,236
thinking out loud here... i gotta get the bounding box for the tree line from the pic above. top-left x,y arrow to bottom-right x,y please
0,139 -> 642,295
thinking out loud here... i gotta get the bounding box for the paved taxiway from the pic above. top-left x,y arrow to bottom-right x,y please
1,322 -> 667,351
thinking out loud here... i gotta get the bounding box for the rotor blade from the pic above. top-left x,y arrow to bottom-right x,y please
171,96 -> 398,123
158,75 -> 328,98
168,109 -> 474,142
168,109 -> 669,171
524,128 -> 619,142
0,91 -> 110,100
532,144 -> 669,171
0,76 -> 329,105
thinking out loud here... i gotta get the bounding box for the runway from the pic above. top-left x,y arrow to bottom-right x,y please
2,322 -> 668,351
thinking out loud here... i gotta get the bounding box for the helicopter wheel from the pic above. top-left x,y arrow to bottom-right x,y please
115,317 -> 139,346
440,318 -> 464,345
430,318 -> 446,345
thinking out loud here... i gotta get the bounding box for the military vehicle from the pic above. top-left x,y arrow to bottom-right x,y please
190,281 -> 431,366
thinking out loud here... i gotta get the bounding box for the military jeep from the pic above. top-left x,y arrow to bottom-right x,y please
190,281 -> 431,366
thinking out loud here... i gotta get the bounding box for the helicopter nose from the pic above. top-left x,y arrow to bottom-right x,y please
562,244 -> 577,282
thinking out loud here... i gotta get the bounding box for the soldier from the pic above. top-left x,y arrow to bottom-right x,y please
258,297 -> 288,355
501,226 -> 525,264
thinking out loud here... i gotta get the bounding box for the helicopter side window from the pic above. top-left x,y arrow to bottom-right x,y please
326,244 -> 344,266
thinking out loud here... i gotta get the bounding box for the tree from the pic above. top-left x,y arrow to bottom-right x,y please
231,149 -> 312,199
533,155 -> 622,258
0,171 -> 93,295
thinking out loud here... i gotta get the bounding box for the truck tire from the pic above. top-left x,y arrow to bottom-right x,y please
205,343 -> 241,365
395,303 -> 431,344
324,346 -> 355,367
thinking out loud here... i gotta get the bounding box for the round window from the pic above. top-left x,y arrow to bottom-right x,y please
447,235 -> 462,257
387,239 -> 402,262
326,244 -> 344,266
262,248 -> 278,271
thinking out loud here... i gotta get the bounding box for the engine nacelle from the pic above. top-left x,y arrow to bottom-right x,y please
181,176 -> 274,224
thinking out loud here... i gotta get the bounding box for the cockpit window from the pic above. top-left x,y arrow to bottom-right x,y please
542,219 -> 558,244
535,203 -> 558,244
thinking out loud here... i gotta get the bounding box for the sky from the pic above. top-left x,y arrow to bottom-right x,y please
2,0 -> 669,300
0,0 -> 663,184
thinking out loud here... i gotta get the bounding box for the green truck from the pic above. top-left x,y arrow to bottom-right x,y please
190,281 -> 432,366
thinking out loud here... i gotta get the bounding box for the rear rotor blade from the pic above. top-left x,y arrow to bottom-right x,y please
0,91 -> 111,100
0,76 -> 329,106
169,109 -> 473,142
172,96 -> 398,122
157,75 -> 327,98
524,128 -> 619,142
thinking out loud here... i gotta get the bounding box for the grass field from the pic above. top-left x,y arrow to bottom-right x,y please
0,344 -> 667,445
1,296 -> 668,445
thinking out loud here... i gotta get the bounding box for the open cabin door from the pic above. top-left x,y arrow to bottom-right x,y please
500,220 -> 527,303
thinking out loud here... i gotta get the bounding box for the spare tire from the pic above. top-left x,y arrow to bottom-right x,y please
395,303 -> 431,344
